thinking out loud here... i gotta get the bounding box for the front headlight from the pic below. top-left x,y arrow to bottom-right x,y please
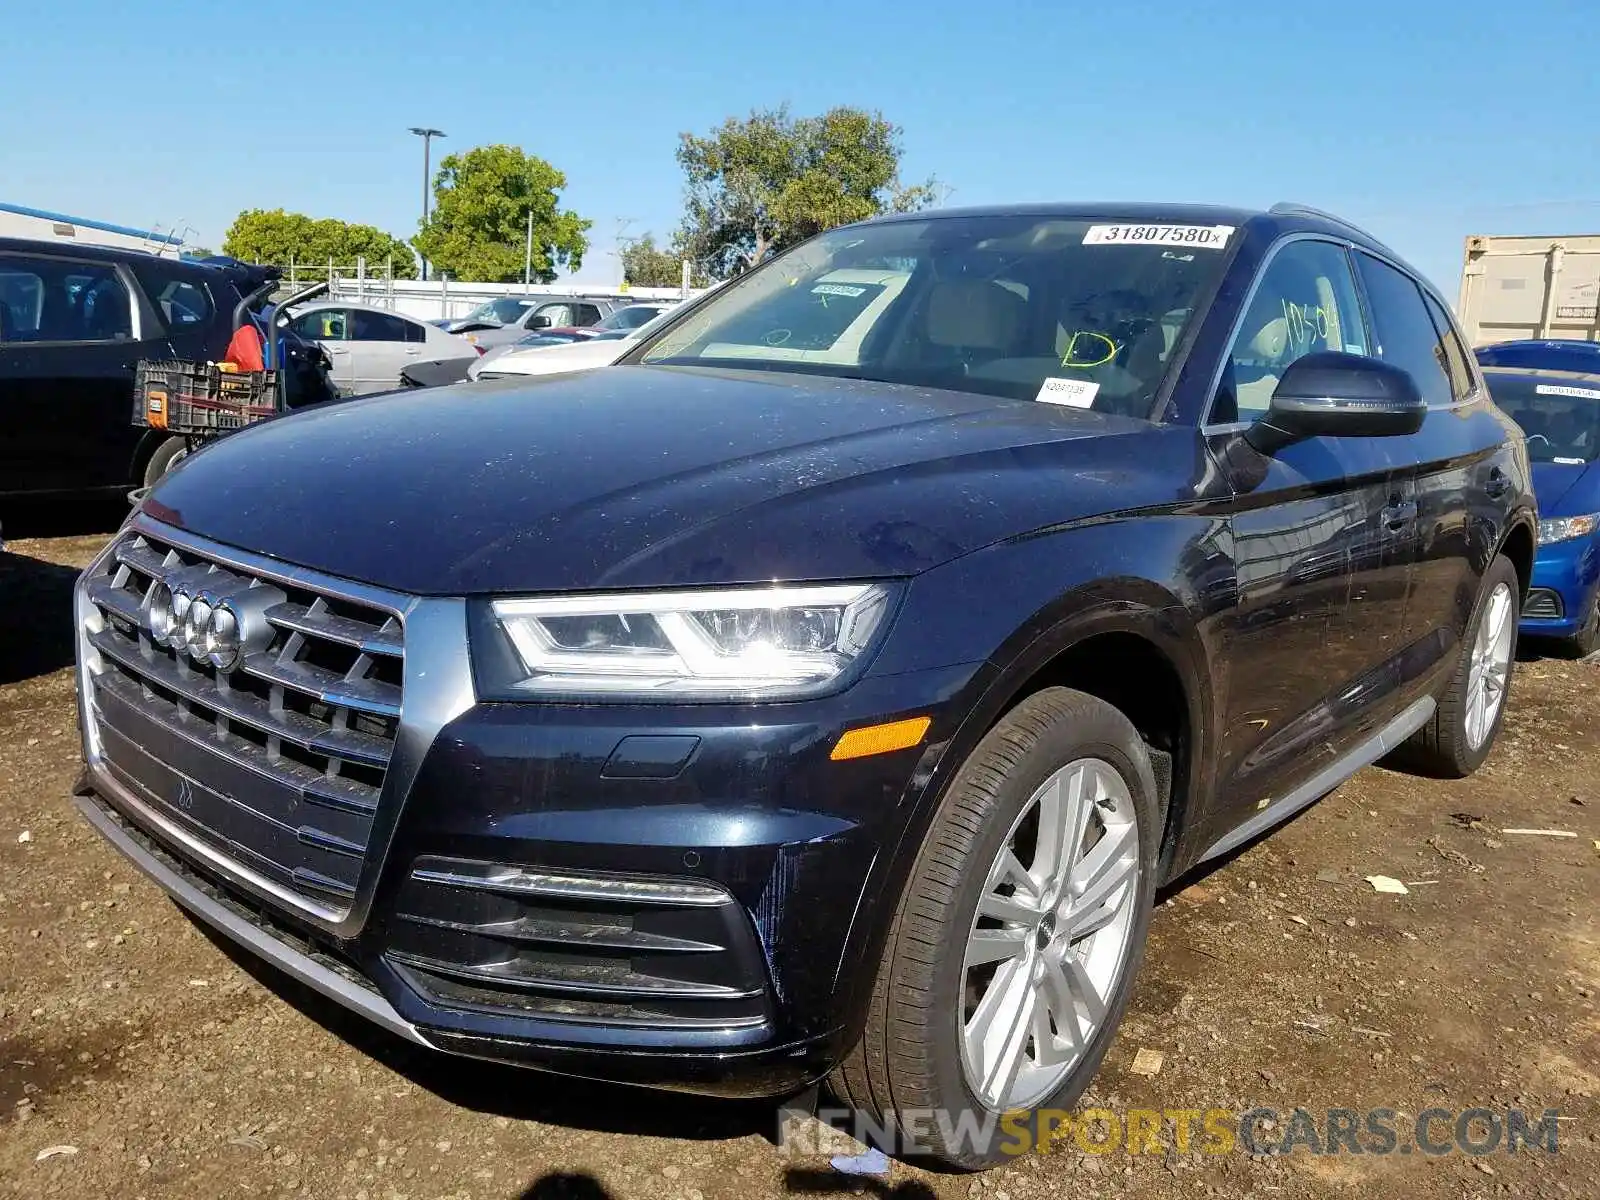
1538,514 -> 1600,545
473,583 -> 896,700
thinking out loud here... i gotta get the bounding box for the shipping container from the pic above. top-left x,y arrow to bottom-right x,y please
1457,233 -> 1600,346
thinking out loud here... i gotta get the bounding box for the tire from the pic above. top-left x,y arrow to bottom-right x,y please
1556,592 -> 1600,660
142,437 -> 189,488
828,687 -> 1160,1170
1394,554 -> 1520,778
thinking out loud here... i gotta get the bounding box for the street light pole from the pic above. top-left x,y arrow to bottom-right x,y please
408,126 -> 446,280
524,208 -> 533,287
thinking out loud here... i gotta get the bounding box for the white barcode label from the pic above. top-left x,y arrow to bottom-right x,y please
1084,223 -> 1234,249
1035,378 -> 1099,408
1536,383 -> 1600,399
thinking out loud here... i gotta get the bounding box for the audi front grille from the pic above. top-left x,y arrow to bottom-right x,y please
78,522 -> 410,923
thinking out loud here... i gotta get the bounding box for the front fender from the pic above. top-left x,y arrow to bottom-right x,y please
827,514 -> 1230,1048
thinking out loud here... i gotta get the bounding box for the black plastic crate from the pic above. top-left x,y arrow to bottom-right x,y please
134,360 -> 280,434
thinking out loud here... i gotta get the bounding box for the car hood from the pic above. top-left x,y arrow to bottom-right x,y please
1531,460 -> 1600,516
144,366 -> 1189,595
489,338 -> 628,375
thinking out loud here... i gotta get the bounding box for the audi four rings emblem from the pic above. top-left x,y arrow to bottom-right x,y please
143,575 -> 284,673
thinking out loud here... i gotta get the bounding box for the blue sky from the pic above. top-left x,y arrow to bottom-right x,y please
5,0 -> 1596,298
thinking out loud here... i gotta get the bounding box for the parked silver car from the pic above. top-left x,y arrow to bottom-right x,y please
284,302 -> 478,395
450,297 -> 627,351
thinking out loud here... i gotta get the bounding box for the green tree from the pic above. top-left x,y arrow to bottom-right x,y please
412,144 -> 590,283
620,233 -> 693,288
221,209 -> 418,278
675,106 -> 935,280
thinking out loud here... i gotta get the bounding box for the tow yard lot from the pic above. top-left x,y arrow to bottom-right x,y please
2,529 -> 1596,1200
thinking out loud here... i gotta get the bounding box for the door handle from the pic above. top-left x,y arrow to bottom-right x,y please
1486,469 -> 1513,499
1381,498 -> 1418,531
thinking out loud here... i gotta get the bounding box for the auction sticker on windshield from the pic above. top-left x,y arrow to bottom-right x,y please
1084,224 -> 1234,249
1035,378 -> 1100,408
1536,384 -> 1600,400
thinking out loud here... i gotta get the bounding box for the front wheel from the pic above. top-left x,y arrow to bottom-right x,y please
141,436 -> 189,488
1394,554 -> 1520,777
829,687 -> 1159,1169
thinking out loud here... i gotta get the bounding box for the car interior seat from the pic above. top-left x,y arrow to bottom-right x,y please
923,279 -> 1027,372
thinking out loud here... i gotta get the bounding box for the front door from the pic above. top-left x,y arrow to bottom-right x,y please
0,251 -> 149,493
1206,238 -> 1417,834
290,308 -> 355,392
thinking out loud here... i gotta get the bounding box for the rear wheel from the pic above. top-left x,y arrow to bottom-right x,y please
829,688 -> 1159,1169
1395,554 -> 1519,777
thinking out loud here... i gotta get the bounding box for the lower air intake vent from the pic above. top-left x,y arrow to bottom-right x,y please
385,857 -> 771,1029
1522,588 -> 1563,619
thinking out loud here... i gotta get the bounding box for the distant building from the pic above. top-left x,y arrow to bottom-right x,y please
0,201 -> 184,255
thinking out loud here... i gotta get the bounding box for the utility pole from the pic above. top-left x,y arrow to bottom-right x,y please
408,126 -> 446,280
612,216 -> 638,287
524,208 -> 534,287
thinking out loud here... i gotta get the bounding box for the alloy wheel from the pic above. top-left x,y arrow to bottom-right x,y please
960,757 -> 1142,1112
1465,581 -> 1515,750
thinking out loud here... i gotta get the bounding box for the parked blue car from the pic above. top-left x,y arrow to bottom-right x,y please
1485,365 -> 1600,654
1476,339 -> 1600,374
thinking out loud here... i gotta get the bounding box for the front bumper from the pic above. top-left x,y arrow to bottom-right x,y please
75,787 -> 838,1095
1520,534 -> 1600,638
73,516 -> 980,1096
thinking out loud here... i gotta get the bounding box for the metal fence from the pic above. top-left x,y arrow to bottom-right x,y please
259,257 -> 700,322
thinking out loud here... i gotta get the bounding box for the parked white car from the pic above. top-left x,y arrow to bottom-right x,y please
469,307 -> 683,381
284,302 -> 477,395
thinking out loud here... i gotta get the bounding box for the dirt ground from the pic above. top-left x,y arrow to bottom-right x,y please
1,515 -> 1595,1200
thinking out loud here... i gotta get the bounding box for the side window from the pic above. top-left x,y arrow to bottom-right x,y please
135,264 -> 213,330
1214,240 -> 1368,424
533,303 -> 574,328
1353,254 -> 1454,409
349,310 -> 409,342
572,303 -> 602,326
294,309 -> 348,340
0,255 -> 130,343
0,260 -> 43,343
1422,292 -> 1477,402
401,318 -> 426,344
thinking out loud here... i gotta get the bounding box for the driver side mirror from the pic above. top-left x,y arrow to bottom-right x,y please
1245,351 -> 1426,455
530,314 -> 553,329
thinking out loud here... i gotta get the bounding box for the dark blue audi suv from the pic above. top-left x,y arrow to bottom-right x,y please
73,202 -> 1534,1168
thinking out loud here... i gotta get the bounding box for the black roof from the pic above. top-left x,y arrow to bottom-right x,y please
0,235 -> 270,281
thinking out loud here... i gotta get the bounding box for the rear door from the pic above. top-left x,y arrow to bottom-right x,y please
0,251 -> 151,493
1207,238 -> 1416,831
1354,253 -> 1513,682
347,309 -> 420,393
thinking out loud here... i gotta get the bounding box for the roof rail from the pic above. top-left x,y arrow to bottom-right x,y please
1268,201 -> 1367,236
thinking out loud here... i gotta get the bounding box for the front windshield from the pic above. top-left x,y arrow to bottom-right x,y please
640,214 -> 1234,416
1491,377 -> 1600,464
464,298 -> 532,325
